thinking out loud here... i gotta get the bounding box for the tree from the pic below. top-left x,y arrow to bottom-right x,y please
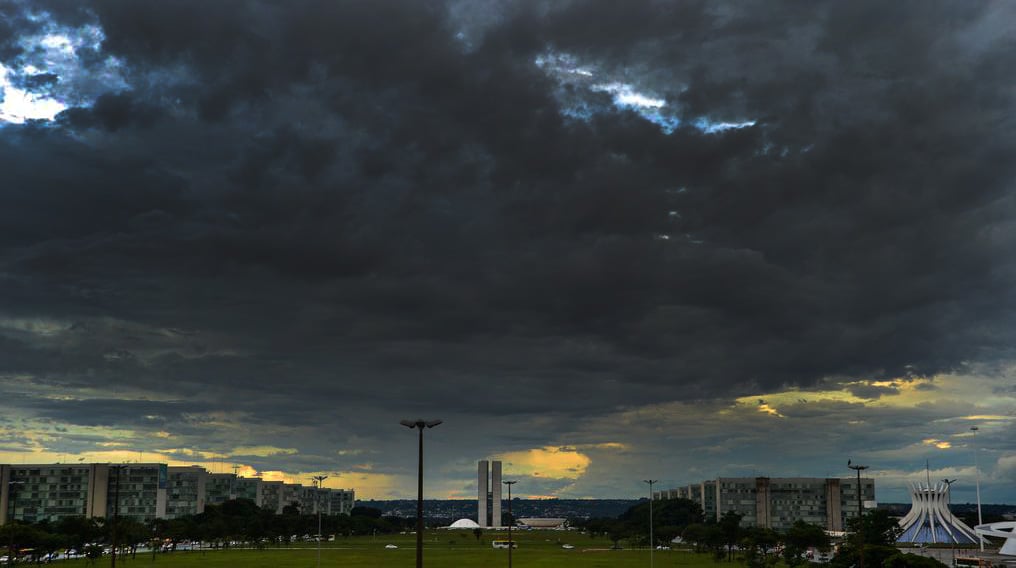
282,501 -> 301,516
616,497 -> 704,549
832,510 -> 905,568
608,523 -> 629,549
852,509 -> 904,546
579,517 -> 615,539
883,551 -> 949,568
84,543 -> 103,565
782,520 -> 831,567
741,527 -> 780,568
619,498 -> 704,531
350,506 -> 382,518
472,527 -> 483,542
719,511 -> 743,561
55,516 -> 99,554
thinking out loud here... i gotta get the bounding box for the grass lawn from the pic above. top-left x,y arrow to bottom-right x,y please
56,531 -> 732,568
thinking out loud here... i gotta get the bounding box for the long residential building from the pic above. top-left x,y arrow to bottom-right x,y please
654,476 -> 875,531
1,463 -> 354,525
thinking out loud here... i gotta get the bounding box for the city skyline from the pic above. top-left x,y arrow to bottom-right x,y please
1,1 -> 1014,504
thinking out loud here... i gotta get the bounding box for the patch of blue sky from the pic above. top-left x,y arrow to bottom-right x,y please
693,117 -> 757,134
537,51 -> 758,136
560,102 -> 596,122
534,52 -> 595,79
0,13 -> 128,125
0,63 -> 68,123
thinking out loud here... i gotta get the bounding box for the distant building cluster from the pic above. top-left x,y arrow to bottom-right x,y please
654,476 -> 876,531
0,463 -> 354,525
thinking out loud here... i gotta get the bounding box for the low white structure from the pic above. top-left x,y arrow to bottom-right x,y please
518,517 -> 566,529
974,522 -> 1016,556
897,482 -> 979,544
447,518 -> 481,529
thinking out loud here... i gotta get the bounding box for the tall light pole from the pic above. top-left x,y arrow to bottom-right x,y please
503,480 -> 517,568
6,480 -> 25,567
110,464 -> 127,568
644,479 -> 657,568
971,426 -> 984,552
848,460 -> 868,568
401,419 -> 442,568
312,475 -> 328,568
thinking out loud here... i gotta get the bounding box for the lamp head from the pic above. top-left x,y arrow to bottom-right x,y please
425,419 -> 443,428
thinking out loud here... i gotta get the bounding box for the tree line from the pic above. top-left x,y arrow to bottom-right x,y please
570,497 -> 948,568
1,500 -> 408,563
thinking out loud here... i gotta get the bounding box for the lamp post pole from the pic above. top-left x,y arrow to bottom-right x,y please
401,419 -> 442,568
971,426 -> 984,552
644,480 -> 657,568
312,475 -> 328,568
111,464 -> 126,568
848,461 -> 868,568
503,481 -> 517,568
6,480 -> 25,567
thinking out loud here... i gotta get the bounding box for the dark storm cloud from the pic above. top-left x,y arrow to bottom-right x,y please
2,0 -> 1016,486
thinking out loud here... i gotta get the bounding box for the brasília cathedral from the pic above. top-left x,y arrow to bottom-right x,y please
896,482 -> 980,545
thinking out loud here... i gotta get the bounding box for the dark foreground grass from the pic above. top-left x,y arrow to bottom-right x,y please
57,531 -> 730,568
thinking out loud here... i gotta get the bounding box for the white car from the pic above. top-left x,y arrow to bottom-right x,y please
561,544 -> 575,549
385,544 -> 398,549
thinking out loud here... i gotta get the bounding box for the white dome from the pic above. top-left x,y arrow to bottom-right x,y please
448,518 -> 481,529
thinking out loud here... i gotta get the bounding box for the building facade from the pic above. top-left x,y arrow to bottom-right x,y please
260,480 -> 285,514
234,476 -> 262,504
205,473 -> 237,505
658,476 -> 875,531
0,463 -> 354,525
106,463 -> 168,522
280,483 -> 304,513
166,466 -> 207,519
325,489 -> 355,516
0,464 -> 109,524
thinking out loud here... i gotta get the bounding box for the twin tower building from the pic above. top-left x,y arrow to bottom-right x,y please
477,460 -> 503,527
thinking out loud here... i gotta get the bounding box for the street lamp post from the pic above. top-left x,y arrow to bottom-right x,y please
503,481 -> 517,568
400,419 -> 442,568
6,480 -> 25,567
848,460 -> 869,568
971,426 -> 984,552
312,475 -> 328,568
110,464 -> 127,568
644,480 -> 657,568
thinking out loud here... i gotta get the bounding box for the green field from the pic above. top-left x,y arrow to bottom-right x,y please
56,531 -> 729,568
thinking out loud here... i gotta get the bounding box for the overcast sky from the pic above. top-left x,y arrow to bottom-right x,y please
1,0 -> 1015,504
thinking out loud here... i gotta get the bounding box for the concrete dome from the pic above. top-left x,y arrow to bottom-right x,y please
448,518 -> 481,529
